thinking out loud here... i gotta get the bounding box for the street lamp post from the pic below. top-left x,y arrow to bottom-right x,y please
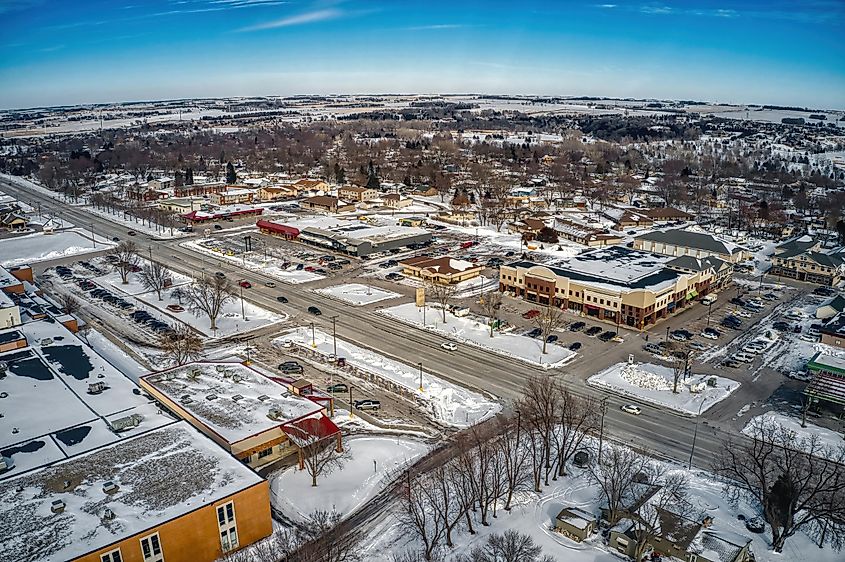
91,222 -> 96,248
706,301 -> 713,327
240,285 -> 247,320
598,397 -> 608,461
330,315 -> 338,357
665,325 -> 670,343
688,400 -> 705,469
310,322 -> 316,348
418,362 -> 423,391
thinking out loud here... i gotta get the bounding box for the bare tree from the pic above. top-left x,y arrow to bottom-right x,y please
183,275 -> 235,331
58,293 -> 81,315
497,415 -> 530,511
426,281 -> 458,323
139,261 -> 171,301
588,446 -> 651,525
713,416 -> 845,553
552,389 -> 598,477
533,304 -> 566,354
454,530 -> 555,562
158,324 -> 203,366
518,376 -> 559,491
631,471 -> 691,562
113,241 -> 140,285
400,471 -> 446,561
291,431 -> 347,488
294,509 -> 361,562
479,291 -> 503,337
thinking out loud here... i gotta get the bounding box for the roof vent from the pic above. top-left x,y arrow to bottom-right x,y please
51,499 -> 65,513
103,481 -> 119,494
231,374 -> 242,383
231,394 -> 244,402
205,394 -> 218,401
180,395 -> 193,404
103,507 -> 115,521
0,456 -> 13,472
268,407 -> 284,420
216,365 -> 227,372
257,394 -> 270,402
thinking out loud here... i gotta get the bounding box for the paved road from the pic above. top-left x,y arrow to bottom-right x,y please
0,176 -> 737,468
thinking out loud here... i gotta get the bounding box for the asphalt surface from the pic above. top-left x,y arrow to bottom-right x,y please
1,176 -> 745,469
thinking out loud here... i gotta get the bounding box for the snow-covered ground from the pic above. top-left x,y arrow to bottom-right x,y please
315,283 -> 400,306
743,412 -> 843,451
0,173 -> 87,206
182,239 -> 325,284
588,361 -> 740,416
0,229 -> 115,267
85,205 -> 189,239
380,302 -> 577,368
80,329 -> 151,382
270,435 -> 428,522
277,327 -> 501,427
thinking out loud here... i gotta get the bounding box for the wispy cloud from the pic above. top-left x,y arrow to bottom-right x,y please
405,23 -> 473,31
596,4 -> 617,8
0,0 -> 43,15
237,8 -> 342,31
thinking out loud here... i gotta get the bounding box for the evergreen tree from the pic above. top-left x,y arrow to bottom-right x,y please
185,167 -> 194,185
365,160 -> 380,190
225,162 -> 237,185
174,170 -> 184,187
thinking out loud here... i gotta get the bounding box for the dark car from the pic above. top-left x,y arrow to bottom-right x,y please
722,359 -> 742,368
308,306 -> 322,316
327,383 -> 349,393
386,272 -> 403,281
276,296 -> 289,303
127,230 -> 136,236
730,297 -> 745,306
772,321 -> 791,331
354,399 -> 381,411
598,331 -> 617,342
546,335 -> 558,343
215,271 -> 226,278
585,326 -> 603,337
214,224 -> 223,230
505,251 -> 515,257
111,236 -> 120,242
569,321 -> 586,332
278,361 -> 304,375
526,328 -> 543,338
814,286 -> 835,296
569,342 -> 582,351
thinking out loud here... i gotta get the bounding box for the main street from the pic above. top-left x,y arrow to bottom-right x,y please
0,176 -> 732,469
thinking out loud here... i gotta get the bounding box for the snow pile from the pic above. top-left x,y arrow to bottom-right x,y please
277,328 -> 501,427
315,283 -> 400,306
0,230 -> 115,267
380,302 -> 577,368
588,361 -> 739,416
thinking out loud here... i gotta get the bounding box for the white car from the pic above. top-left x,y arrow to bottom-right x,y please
621,404 -> 642,415
733,352 -> 755,363
734,309 -> 752,318
701,331 -> 719,340
265,281 -> 277,288
440,342 -> 458,351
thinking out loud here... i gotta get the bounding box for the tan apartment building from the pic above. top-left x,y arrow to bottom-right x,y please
499,246 -> 714,329
382,193 -> 412,209
770,236 -> 844,286
301,195 -> 355,213
210,187 -> 256,206
634,228 -> 750,264
338,185 -> 379,202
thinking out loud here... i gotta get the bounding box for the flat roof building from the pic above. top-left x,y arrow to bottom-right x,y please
634,229 -> 749,264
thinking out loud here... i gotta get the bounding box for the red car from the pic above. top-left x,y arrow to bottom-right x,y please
238,280 -> 252,288
522,309 -> 541,319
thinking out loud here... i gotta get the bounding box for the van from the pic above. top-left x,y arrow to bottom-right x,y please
701,294 -> 717,306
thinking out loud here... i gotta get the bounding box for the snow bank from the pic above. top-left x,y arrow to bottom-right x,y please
0,229 -> 115,267
315,283 -> 400,306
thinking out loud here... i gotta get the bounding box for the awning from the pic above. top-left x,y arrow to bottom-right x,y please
282,414 -> 341,446
686,290 -> 698,300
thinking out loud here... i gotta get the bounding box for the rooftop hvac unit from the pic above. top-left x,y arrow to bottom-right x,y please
103,507 -> 115,521
0,456 -> 13,472
40,338 -> 53,346
216,365 -> 227,372
87,382 -> 107,395
109,414 -> 143,432
231,374 -> 242,383
0,360 -> 7,373
102,481 -> 119,494
180,395 -> 193,404
51,499 -> 66,513
205,394 -> 218,401
257,394 -> 270,402
268,407 -> 283,420
231,394 -> 244,402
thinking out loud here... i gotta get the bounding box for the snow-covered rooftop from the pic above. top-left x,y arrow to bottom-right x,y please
141,362 -> 323,444
0,422 -> 264,562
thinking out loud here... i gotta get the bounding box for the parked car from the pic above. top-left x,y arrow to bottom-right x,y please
621,404 -> 642,415
307,306 -> 322,316
279,361 -> 304,374
327,383 -> 348,393
127,230 -> 136,236
745,517 -> 766,534
721,359 -> 742,368
772,321 -> 791,331
522,309 -> 541,320
569,342 -> 582,351
671,329 -> 693,341
762,292 -> 778,301
585,326 -> 603,337
732,352 -> 755,363
700,330 -> 718,340
440,341 -> 458,351
215,271 -> 226,278
814,286 -> 835,296
166,304 -> 184,312
689,341 -> 707,351
111,236 -> 120,242
644,343 -> 663,354
276,296 -> 289,303
730,297 -> 745,306
526,328 -> 543,338
546,335 -> 558,343
569,321 -> 586,332
354,399 -> 381,411
386,272 -> 403,281
598,331 -> 617,342
214,224 -> 223,230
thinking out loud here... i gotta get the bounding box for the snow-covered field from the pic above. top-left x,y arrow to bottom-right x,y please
0,229 -> 115,267
380,302 -> 577,368
182,239 -> 325,284
588,361 -> 739,416
270,435 -> 428,522
277,327 -> 501,427
315,283 -> 400,306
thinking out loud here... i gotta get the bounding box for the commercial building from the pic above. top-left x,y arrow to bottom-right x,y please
209,187 -> 257,206
400,256 -> 483,285
553,218 -> 625,247
805,352 -> 845,414
499,246 -> 715,329
301,196 -> 355,214
182,204 -> 263,223
769,236 -> 844,286
633,229 -> 750,264
140,361 -> 340,470
0,422 -> 272,562
820,313 -> 845,349
338,185 -> 379,202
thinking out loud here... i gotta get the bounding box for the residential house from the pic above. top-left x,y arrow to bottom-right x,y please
147,177 -> 174,191
126,182 -> 163,202
382,193 -> 412,209
338,185 -> 379,202
400,256 -> 483,285
643,206 -> 695,223
634,229 -> 750,264
508,218 -> 547,237
292,178 -> 329,193
0,205 -> 26,231
554,507 -> 598,542
770,236 -> 844,286
301,196 -> 355,214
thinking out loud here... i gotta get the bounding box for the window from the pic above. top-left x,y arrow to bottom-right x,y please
140,533 -> 163,562
101,549 -> 123,562
258,447 -> 273,459
217,502 -> 239,552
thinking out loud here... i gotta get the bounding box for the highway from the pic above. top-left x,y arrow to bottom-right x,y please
0,176 -> 731,468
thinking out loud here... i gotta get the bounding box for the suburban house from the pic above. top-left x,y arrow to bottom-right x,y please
126,182 -> 164,202
139,361 -> 341,470
769,235 -> 844,286
508,218 -> 547,237
338,185 -> 379,202
292,178 -> 329,193
633,229 -> 750,264
554,507 -> 598,542
643,206 -> 695,223
382,193 -> 412,209
0,205 -> 27,231
601,208 -> 654,229
147,177 -> 174,191
499,246 -> 715,329
400,255 -> 483,285
301,195 -> 355,214
210,187 -> 256,206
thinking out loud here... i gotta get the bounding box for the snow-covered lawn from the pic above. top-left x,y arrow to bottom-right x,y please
380,302 -> 577,368
0,229 -> 115,267
315,283 -> 400,306
270,436 -> 429,522
743,412 -> 843,451
277,327 -> 501,427
182,239 -> 325,284
587,361 -> 739,416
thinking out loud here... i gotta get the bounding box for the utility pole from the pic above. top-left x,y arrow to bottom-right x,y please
348,385 -> 354,418
418,362 -> 423,391
240,285 -> 246,320
330,315 -> 338,357
91,222 -> 96,248
148,245 -> 153,262
310,322 -> 316,348
706,301 -> 713,327
598,397 -> 608,462
688,400 -> 705,469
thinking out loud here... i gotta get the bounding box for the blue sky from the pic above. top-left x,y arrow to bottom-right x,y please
1,0 -> 843,109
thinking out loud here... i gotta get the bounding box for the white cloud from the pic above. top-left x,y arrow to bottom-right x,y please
238,8 -> 342,31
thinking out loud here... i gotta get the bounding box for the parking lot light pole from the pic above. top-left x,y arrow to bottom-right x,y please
330,315 -> 338,357
707,301 -> 713,327
349,386 -> 354,418
598,397 -> 608,462
240,285 -> 247,320
418,362 -> 423,392
310,322 -> 316,348
665,325 -> 670,343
